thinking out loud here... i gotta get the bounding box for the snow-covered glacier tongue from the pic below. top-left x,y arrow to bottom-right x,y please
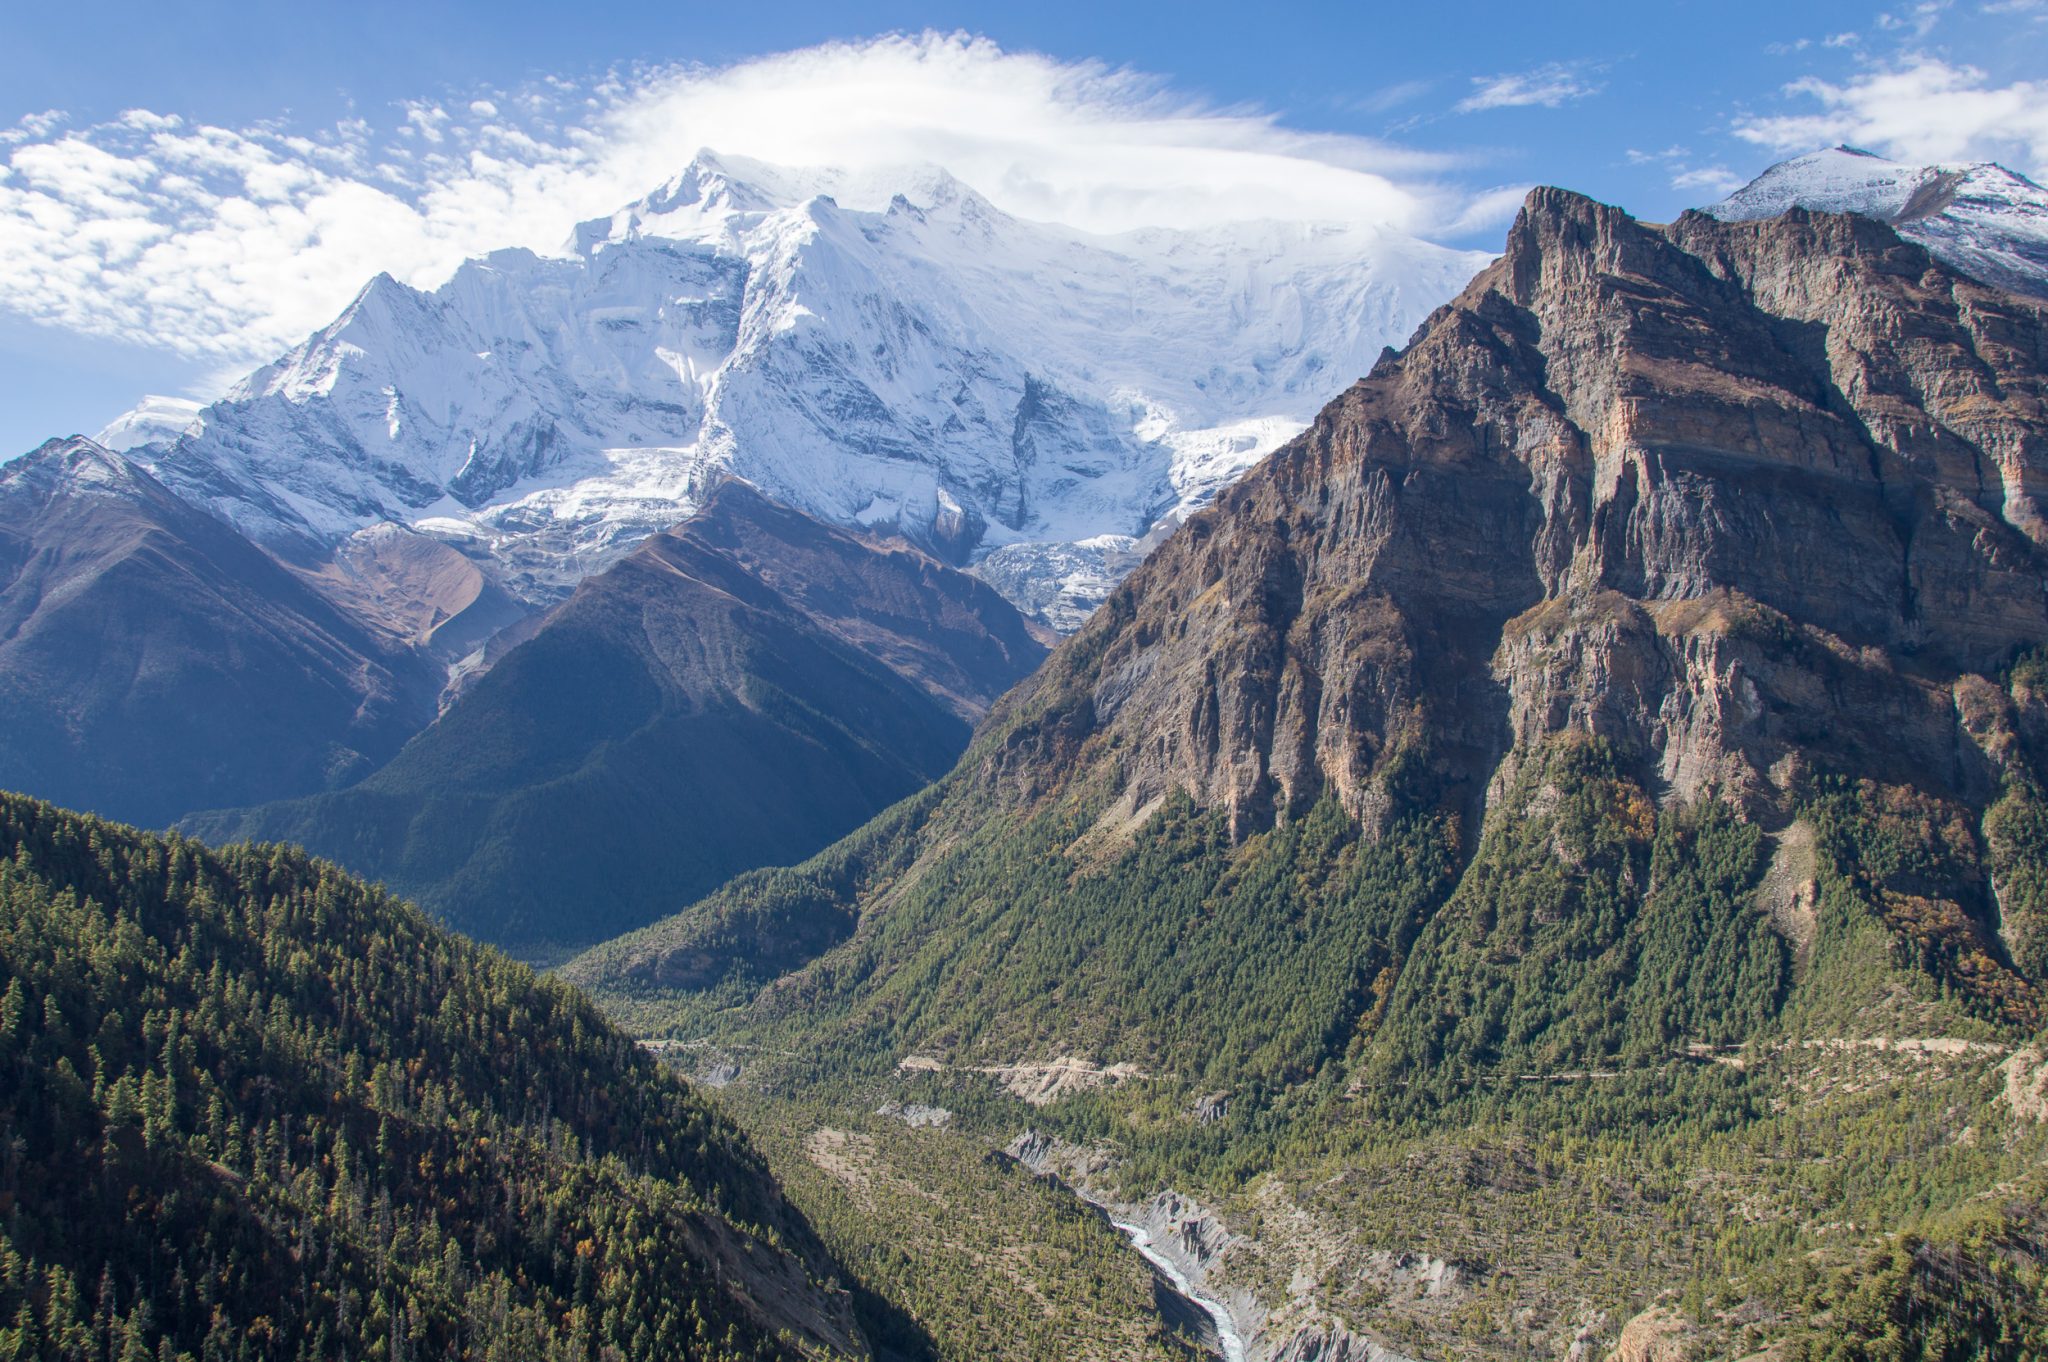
119,150 -> 1491,627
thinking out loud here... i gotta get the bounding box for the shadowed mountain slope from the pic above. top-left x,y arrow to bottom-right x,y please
188,482 -> 1048,953
0,438 -> 438,828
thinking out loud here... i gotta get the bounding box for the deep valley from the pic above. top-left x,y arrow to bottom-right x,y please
5,87 -> 2048,1362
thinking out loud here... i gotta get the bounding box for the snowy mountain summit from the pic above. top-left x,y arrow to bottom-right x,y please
1707,146 -> 2048,300
109,151 -> 1488,628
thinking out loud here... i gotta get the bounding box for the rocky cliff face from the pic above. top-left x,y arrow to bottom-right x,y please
584,187 -> 2048,1003
996,188 -> 2048,845
572,188 -> 2048,1362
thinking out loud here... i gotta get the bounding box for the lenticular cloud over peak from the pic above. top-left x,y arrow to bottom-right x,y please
0,32 -> 1483,377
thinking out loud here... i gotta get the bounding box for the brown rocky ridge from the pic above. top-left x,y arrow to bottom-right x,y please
1032,186 -> 2048,844
189,480 -> 1051,952
585,186 -> 2048,999
571,186 -> 2048,1360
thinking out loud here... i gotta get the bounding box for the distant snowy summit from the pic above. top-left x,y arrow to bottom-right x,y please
1707,145 -> 2048,300
100,150 -> 1488,629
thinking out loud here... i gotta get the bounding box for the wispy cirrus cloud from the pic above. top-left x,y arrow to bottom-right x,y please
1626,144 -> 1746,198
1334,79 -> 1435,117
1732,57 -> 2048,171
0,32 -> 1498,381
1454,61 -> 1606,114
1670,165 -> 1747,194
1436,183 -> 1538,236
1876,0 -> 1953,37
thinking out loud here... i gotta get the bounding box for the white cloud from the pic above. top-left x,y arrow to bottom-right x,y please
1437,184 -> 1536,236
1339,80 -> 1434,116
1670,165 -> 1746,195
1733,58 -> 2048,170
0,32 -> 1495,378
1454,62 -> 1605,114
0,110 -> 65,146
1876,0 -> 1952,36
1621,144 -> 1745,199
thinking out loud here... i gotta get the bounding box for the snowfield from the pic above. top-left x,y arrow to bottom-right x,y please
1707,146 -> 2048,303
103,151 -> 1488,627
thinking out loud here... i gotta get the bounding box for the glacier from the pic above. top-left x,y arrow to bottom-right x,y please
104,151 -> 1490,628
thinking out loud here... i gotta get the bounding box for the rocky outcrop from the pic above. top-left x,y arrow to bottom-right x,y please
875,1100 -> 953,1128
1606,1307 -> 1705,1362
1999,1047 -> 2048,1122
1002,1130 -> 1118,1185
1270,1331 -> 1424,1362
682,1209 -> 873,1359
999,1135 -> 1426,1362
977,189 -> 2048,845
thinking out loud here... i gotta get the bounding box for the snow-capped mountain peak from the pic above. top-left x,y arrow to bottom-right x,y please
117,150 -> 1491,626
94,395 -> 204,453
1706,146 -> 2048,299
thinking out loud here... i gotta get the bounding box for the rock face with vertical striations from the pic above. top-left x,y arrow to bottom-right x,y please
568,192 -> 2048,1362
580,186 -> 2048,1004
880,183 -> 2048,878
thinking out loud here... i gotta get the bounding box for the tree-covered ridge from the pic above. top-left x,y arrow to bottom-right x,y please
0,792 -> 870,1362
572,714 -> 2048,1358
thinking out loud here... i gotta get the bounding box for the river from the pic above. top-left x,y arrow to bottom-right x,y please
1111,1215 -> 1249,1362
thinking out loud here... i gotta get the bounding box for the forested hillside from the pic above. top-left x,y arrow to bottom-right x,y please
0,791 -> 875,1361
568,191 -> 2048,1360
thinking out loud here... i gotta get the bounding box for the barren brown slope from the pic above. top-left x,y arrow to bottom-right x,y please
0,437 -> 439,827
190,482 -> 1049,953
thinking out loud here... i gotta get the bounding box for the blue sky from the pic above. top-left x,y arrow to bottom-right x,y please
3,0 -> 2047,456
